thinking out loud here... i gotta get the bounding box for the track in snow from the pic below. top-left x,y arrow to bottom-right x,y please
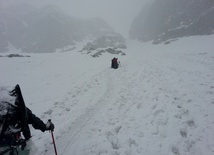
43,67 -> 120,155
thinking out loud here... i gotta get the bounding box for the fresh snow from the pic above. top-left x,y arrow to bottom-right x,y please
0,35 -> 214,155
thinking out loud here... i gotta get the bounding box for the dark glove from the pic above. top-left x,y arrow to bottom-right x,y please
46,119 -> 55,131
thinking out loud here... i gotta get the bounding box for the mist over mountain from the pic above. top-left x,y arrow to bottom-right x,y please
129,0 -> 214,44
0,3 -> 124,53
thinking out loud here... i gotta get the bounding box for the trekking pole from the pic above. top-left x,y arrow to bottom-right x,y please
48,119 -> 58,155
50,130 -> 58,155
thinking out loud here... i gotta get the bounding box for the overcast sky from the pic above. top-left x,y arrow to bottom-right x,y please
1,0 -> 150,37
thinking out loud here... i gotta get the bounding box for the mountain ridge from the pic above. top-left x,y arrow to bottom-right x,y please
129,0 -> 214,44
0,3 -> 124,53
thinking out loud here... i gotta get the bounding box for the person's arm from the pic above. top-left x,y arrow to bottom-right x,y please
26,108 -> 55,132
26,108 -> 46,132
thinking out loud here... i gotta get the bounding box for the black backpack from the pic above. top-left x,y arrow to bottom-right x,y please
0,85 -> 29,155
0,92 -> 21,147
0,85 -> 30,146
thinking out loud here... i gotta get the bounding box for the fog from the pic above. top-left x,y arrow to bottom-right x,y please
0,0 -> 150,37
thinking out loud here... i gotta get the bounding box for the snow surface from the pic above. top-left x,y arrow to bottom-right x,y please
0,35 -> 214,155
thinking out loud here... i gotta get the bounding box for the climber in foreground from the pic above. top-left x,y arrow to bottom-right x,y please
0,84 -> 55,154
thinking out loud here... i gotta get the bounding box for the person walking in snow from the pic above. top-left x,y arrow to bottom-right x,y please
111,57 -> 116,68
111,57 -> 119,69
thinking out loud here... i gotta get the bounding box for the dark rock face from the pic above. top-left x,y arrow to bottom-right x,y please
129,0 -> 214,44
0,3 -> 119,53
82,35 -> 126,50
79,34 -> 126,57
91,48 -> 126,58
79,33 -> 127,57
0,54 -> 30,58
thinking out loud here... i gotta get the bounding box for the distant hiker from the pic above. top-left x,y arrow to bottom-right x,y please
111,57 -> 115,68
0,85 -> 54,153
111,57 -> 119,69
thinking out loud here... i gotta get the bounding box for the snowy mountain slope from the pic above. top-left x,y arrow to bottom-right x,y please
0,3 -> 120,53
0,35 -> 214,155
130,0 -> 214,44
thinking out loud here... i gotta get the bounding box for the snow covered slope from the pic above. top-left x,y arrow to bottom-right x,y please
0,4 -> 118,53
0,35 -> 214,155
130,0 -> 214,44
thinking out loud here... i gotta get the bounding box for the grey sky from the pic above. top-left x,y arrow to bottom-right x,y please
1,0 -> 150,37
